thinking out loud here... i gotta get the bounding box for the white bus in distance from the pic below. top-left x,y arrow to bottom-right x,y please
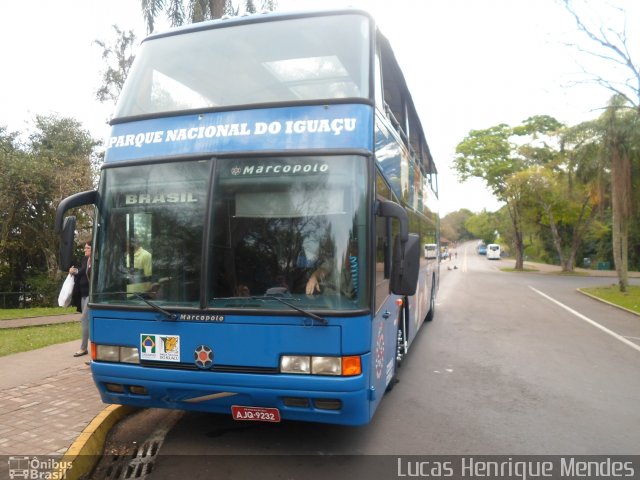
424,243 -> 438,259
487,244 -> 501,260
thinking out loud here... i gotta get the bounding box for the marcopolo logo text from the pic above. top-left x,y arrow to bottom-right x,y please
231,162 -> 328,177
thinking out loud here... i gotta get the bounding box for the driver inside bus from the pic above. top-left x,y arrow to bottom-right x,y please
126,237 -> 153,295
305,241 -> 358,299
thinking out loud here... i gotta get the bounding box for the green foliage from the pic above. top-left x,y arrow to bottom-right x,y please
0,116 -> 98,307
440,209 -> 474,242
94,26 -> 137,105
464,210 -> 500,244
453,124 -> 516,198
456,101 -> 640,276
523,235 -> 552,264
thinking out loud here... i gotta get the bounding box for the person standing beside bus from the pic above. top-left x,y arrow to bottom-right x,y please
70,241 -> 91,357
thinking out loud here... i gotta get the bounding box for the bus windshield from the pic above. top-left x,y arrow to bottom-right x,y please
114,14 -> 371,118
92,156 -> 369,311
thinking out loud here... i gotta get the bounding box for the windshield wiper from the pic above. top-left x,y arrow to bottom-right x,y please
215,296 -> 328,326
91,291 -> 176,321
262,295 -> 328,326
134,294 -> 177,321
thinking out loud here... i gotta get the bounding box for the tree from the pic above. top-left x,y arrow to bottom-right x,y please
94,26 -> 137,105
599,96 -> 638,290
509,116 -> 602,271
562,0 -> 640,290
440,209 -> 474,243
508,166 -> 598,272
455,116 -> 570,269
463,210 -> 501,246
454,123 -> 527,268
0,117 -> 98,306
562,0 -> 640,112
0,127 -> 27,298
141,0 -> 278,33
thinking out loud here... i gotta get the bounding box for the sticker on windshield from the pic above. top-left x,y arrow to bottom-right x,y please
140,334 -> 180,362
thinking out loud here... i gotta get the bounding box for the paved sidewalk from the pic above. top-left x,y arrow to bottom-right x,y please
0,339 -> 104,457
0,312 -> 80,329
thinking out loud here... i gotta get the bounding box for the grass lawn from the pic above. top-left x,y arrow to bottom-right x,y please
580,285 -> 640,314
0,322 -> 81,357
0,306 -> 77,320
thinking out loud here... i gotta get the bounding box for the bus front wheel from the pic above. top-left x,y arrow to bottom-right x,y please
425,281 -> 436,322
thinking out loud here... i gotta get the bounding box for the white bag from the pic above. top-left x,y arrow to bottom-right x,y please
58,273 -> 75,307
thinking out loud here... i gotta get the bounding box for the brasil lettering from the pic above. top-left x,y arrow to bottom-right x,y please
124,192 -> 197,205
107,118 -> 357,150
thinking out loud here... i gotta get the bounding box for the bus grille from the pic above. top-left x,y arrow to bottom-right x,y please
140,360 -> 279,374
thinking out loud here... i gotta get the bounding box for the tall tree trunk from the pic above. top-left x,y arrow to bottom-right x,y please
507,200 -> 524,270
610,146 -> 631,292
544,206 -> 569,271
210,0 -> 226,18
569,199 -> 597,272
612,213 -> 629,291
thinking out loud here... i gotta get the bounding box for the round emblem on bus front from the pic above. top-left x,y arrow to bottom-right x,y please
194,345 -> 213,369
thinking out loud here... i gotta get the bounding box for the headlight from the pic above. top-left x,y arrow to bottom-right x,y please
280,355 -> 311,374
280,355 -> 361,376
94,344 -> 140,364
96,344 -> 119,362
311,356 -> 341,375
120,347 -> 140,364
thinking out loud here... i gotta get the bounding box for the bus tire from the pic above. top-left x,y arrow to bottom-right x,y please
425,280 -> 436,322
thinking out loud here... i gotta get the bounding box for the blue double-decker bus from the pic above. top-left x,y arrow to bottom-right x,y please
56,8 -> 439,426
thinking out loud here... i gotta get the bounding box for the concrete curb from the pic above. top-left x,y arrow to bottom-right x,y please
55,404 -> 138,480
577,288 -> 640,317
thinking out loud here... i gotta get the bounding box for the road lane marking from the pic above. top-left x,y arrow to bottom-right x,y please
529,286 -> 640,354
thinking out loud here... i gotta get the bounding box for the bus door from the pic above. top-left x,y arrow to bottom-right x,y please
370,214 -> 403,410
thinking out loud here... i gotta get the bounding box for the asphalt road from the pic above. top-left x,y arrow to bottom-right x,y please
112,242 -> 640,478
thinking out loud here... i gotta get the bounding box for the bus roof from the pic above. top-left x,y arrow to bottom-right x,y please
143,8 -> 375,42
119,8 -> 436,176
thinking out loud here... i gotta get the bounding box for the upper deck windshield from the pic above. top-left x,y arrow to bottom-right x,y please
114,13 -> 371,119
92,156 -> 369,312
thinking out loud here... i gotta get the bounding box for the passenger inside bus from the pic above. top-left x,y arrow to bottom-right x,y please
305,240 -> 358,299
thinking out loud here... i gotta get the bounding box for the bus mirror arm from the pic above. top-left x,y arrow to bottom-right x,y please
56,190 -> 98,272
375,200 -> 408,242
55,190 -> 98,233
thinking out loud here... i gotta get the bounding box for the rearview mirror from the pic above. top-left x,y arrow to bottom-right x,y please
376,200 -> 420,296
390,233 -> 420,296
59,216 -> 76,272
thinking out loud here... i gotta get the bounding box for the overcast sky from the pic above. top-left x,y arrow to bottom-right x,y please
1,0 -> 636,214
